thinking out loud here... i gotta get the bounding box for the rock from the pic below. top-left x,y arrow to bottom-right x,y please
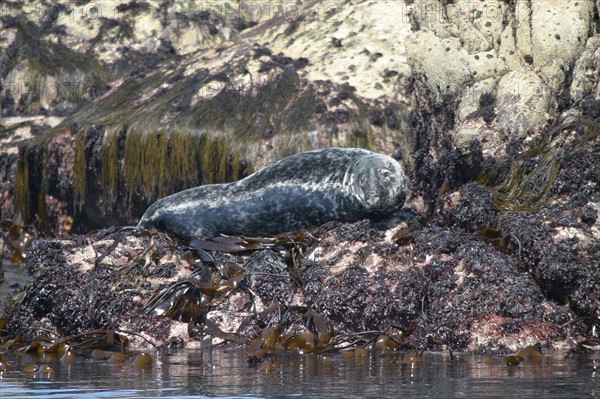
405,30 -> 472,101
2,0 -> 600,356
495,69 -> 552,137
570,36 -> 600,101
457,78 -> 498,124
530,0 -> 594,68
529,0 -> 594,91
515,0 -> 534,60
452,121 -> 505,157
467,51 -> 508,82
498,25 -> 525,70
1,0 -> 415,232
441,183 -> 496,228
446,0 -> 509,53
243,250 -> 293,306
452,23 -> 492,54
467,0 -> 508,50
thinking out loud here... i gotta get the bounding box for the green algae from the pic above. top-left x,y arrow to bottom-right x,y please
7,17 -> 110,221
482,120 -> 600,212
101,126 -> 120,208
14,157 -> 30,225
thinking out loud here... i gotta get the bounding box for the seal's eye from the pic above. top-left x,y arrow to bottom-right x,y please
381,169 -> 391,178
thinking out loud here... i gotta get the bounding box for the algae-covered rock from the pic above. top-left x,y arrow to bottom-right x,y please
530,0 -> 594,68
456,78 -> 497,125
407,0 -> 599,214
570,36 -> 600,101
530,0 -> 595,92
2,0 -> 600,355
3,184 -> 595,352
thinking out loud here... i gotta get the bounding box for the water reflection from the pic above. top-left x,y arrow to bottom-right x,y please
0,348 -> 598,398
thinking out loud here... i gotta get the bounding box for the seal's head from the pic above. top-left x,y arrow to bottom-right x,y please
345,154 -> 407,214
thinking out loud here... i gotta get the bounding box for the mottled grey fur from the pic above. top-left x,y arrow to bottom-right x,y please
138,147 -> 407,239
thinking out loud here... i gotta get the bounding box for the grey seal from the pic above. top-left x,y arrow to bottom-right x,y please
138,147 -> 407,239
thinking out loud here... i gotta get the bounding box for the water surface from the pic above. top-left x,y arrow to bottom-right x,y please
1,348 -> 598,398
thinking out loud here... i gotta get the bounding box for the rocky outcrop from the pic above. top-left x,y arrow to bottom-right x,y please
5,146 -> 599,352
406,0 -> 599,211
1,0 -> 599,353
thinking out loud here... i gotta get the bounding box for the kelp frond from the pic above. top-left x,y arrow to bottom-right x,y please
483,119 -> 600,212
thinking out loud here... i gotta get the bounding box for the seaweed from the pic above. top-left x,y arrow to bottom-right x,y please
0,221 -> 37,263
483,120 -> 600,212
143,230 -> 311,331
3,20 -> 108,115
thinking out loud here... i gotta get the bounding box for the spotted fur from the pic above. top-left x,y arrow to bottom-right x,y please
138,147 -> 407,239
